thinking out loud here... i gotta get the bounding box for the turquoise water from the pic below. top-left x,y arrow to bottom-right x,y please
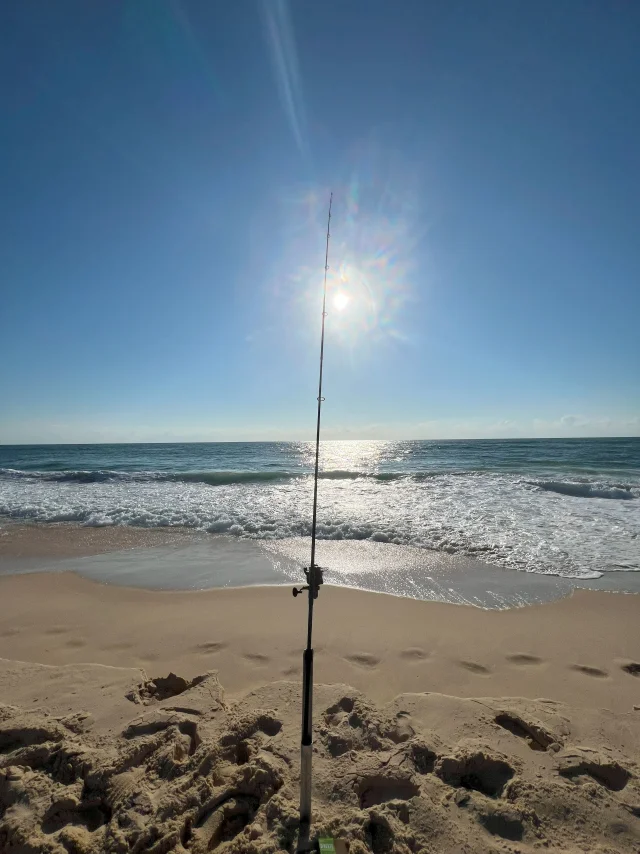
1,438 -> 638,579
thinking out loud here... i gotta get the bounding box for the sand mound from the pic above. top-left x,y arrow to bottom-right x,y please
1,671 -> 639,853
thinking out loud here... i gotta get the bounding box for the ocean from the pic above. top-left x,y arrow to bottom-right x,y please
1,438 -> 638,582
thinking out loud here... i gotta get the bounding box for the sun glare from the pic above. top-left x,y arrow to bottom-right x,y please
333,291 -> 350,312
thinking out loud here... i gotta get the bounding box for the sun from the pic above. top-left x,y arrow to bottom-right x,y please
333,291 -> 350,312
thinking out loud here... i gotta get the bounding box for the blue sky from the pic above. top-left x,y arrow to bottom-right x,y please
1,0 -> 639,443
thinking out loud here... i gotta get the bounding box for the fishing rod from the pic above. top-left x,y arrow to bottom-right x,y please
292,192 -> 332,853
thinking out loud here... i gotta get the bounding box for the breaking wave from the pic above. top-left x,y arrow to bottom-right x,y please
532,480 -> 637,500
1,451 -> 639,579
0,468 -> 411,486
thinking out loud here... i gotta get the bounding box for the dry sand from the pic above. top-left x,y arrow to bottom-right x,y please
1,565 -> 639,852
0,572 -> 638,710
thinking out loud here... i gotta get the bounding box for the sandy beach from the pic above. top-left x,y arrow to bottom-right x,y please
1,526 -> 640,853
3,0 -> 640,845
1,570 -> 639,711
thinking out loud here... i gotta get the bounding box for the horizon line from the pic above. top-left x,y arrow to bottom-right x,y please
1,435 -> 638,447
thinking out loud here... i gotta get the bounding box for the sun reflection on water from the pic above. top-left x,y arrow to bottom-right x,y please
295,439 -> 392,473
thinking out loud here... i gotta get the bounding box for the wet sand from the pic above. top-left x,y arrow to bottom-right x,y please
3,522 -> 640,609
0,521 -> 197,558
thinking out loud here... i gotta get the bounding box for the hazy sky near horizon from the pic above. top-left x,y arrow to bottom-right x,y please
1,0 -> 639,444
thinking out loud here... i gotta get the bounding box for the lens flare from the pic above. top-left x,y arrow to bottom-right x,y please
333,291 -> 350,312
269,143 -> 421,356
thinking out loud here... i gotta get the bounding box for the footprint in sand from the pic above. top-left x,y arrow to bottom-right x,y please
458,660 -> 491,675
400,647 -> 429,661
356,775 -> 420,809
104,641 -> 134,652
243,652 -> 270,665
621,662 -> 640,677
196,641 -> 228,654
345,652 -> 380,668
44,626 -> 70,636
571,664 -> 609,678
281,665 -> 300,677
65,639 -> 86,649
507,653 -> 543,666
558,752 -> 631,791
494,712 -> 558,751
0,627 -> 20,637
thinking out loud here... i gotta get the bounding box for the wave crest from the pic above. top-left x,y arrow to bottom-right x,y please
0,467 -> 412,486
533,480 -> 636,500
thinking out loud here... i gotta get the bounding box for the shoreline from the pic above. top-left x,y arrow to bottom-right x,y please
2,520 -> 640,609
